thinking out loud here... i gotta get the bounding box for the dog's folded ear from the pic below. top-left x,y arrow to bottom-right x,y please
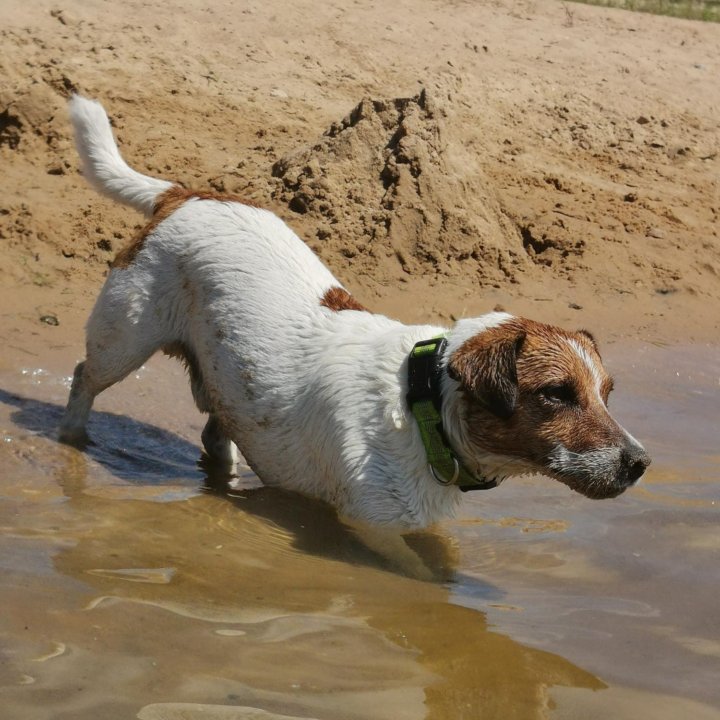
447,327 -> 526,420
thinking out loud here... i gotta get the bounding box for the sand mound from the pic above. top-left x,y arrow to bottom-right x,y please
271,87 -> 528,286
1,0 -> 718,341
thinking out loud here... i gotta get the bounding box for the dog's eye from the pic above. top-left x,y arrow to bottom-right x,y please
538,383 -> 576,405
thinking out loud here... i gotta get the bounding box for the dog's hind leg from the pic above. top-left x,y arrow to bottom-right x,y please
59,279 -> 169,444
164,342 -> 238,467
59,359 -> 97,444
60,342 -> 161,444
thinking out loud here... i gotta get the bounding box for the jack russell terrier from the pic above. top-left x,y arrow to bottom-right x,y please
60,96 -> 650,529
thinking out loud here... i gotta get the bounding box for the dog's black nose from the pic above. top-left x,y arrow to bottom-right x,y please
623,445 -> 651,484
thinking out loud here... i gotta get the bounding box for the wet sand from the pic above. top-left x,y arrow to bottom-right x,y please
1,325 -> 718,719
2,0 -> 719,716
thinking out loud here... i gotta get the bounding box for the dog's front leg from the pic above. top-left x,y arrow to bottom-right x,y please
346,520 -> 434,581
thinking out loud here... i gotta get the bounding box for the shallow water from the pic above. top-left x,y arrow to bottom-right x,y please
0,341 -> 718,719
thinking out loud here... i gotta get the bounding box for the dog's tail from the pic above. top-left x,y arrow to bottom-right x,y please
69,95 -> 173,217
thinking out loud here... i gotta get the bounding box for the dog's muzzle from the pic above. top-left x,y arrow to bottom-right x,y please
548,438 -> 651,499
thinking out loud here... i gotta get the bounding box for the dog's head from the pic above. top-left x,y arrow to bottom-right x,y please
441,313 -> 650,498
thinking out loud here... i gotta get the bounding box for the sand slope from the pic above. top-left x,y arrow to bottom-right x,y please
1,0 -> 718,342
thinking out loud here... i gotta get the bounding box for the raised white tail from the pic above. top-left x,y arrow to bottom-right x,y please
68,95 -> 173,216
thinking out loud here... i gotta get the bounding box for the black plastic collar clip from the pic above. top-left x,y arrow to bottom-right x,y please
406,337 -> 448,412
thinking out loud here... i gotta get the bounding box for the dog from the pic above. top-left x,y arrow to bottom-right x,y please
60,96 -> 650,529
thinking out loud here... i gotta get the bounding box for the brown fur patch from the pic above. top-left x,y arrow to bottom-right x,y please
449,318 -> 623,467
448,323 -> 526,419
576,328 -> 601,356
320,286 -> 367,312
111,186 -> 262,269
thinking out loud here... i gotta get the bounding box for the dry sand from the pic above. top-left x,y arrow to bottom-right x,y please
1,0 -> 719,349
1,4 -> 720,718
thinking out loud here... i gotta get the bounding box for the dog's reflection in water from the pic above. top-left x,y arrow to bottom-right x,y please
200,458 -> 461,582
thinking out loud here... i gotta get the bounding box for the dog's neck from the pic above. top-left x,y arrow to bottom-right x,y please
438,313 -> 540,486
407,335 -> 497,492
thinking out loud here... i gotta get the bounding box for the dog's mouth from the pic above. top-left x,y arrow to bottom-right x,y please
469,445 -> 650,499
550,471 -> 634,500
541,444 -> 650,500
471,466 -> 634,499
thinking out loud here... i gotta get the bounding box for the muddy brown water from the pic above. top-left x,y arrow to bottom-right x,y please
1,340 -> 718,720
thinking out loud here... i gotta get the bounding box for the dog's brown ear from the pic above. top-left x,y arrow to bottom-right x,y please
448,327 -> 526,420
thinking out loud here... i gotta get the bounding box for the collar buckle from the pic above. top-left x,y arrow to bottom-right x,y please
429,458 -> 459,486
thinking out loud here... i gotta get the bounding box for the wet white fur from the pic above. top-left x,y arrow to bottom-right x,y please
567,338 -> 604,404
68,96 -> 172,216
61,96 -> 646,529
62,96 -> 527,528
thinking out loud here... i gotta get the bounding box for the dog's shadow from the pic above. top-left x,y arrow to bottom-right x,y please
0,388 -> 204,484
0,387 -> 501,594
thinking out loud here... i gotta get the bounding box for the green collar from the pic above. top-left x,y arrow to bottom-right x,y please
407,336 -> 498,492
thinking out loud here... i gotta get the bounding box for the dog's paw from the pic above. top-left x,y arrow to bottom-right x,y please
58,426 -> 90,449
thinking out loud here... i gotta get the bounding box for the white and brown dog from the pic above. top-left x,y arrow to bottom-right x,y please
60,96 -> 650,529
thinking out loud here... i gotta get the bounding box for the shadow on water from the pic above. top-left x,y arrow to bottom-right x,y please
0,386 -> 485,586
1,387 -> 607,719
0,387 -> 203,484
